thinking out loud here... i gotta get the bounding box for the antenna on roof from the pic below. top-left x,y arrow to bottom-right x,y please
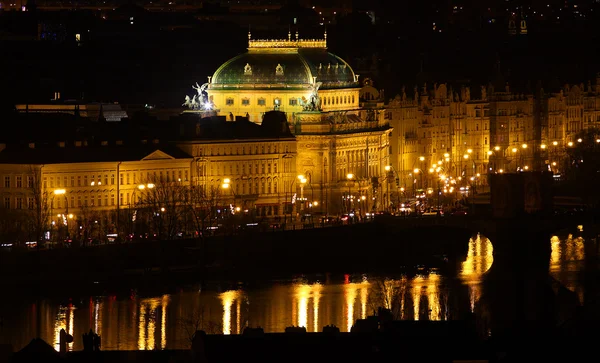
288,25 -> 291,41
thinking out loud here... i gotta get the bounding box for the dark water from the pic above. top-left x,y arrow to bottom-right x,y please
0,233 -> 592,351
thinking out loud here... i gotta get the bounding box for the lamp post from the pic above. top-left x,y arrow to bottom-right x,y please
53,189 -> 72,241
135,183 -> 155,236
346,173 -> 354,213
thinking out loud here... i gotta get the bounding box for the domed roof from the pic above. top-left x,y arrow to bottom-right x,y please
210,35 -> 359,90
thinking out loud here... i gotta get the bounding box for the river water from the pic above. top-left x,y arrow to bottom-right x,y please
0,233 -> 592,351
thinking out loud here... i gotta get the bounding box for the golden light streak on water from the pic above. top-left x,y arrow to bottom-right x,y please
459,235 -> 494,311
426,273 -> 441,320
412,276 -> 423,320
295,284 -> 311,329
93,299 -> 102,343
312,284 -> 322,332
53,306 -> 67,351
138,298 -> 159,350
219,290 -> 240,335
236,298 -> 241,334
344,283 -> 358,332
360,285 -> 368,320
550,236 -> 561,265
161,295 -> 169,349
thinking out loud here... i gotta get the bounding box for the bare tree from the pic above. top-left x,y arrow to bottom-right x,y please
27,165 -> 51,246
136,176 -> 189,240
186,184 -> 223,236
368,277 -> 409,320
178,306 -> 222,346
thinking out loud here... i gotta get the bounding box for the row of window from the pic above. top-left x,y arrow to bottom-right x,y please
3,197 -> 34,209
198,144 -> 290,156
3,176 -> 33,189
38,170 -> 190,189
224,95 -> 356,107
208,162 -> 279,176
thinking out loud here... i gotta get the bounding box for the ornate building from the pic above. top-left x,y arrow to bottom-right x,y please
197,32 -> 390,215
381,74 -> 600,202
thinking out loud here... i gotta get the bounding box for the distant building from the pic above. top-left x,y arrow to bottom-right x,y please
15,100 -> 128,122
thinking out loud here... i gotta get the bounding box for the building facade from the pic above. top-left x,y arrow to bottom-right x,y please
201,33 -> 390,216
381,75 -> 600,202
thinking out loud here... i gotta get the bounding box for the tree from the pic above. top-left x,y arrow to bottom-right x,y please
186,183 -> 223,237
27,165 -> 51,246
136,176 -> 189,240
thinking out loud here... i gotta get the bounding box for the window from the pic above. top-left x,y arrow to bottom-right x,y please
274,98 -> 281,106
111,174 -> 115,185
77,176 -> 81,187
70,196 -> 74,208
289,99 -> 298,106
104,175 -> 108,185
111,195 -> 115,206
84,176 -> 88,187
27,197 -> 34,209
97,196 -> 102,207
3,197 -> 9,209
70,176 -> 75,187
242,98 -> 250,106
120,193 -> 123,205
77,196 -> 81,207
4,176 -> 10,188
226,98 -> 234,106
274,163 -> 278,173
27,176 -> 33,188
274,181 -> 278,193
258,98 -> 266,106
120,174 -> 124,185
105,195 -> 108,206
16,197 -> 22,209
16,176 -> 22,188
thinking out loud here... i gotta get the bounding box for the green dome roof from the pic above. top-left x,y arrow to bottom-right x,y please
210,48 -> 358,90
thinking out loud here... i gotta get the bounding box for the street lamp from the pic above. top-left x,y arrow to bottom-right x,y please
53,189 -> 70,240
346,173 -> 354,213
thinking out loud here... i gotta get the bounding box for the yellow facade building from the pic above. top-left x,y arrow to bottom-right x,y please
0,142 -> 193,242
199,32 -> 390,215
381,76 -> 600,200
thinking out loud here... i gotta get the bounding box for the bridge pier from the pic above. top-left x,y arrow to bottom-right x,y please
478,217 -> 565,340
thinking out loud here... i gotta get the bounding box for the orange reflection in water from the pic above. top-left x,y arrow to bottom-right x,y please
219,290 -> 243,335
550,234 -> 585,303
52,304 -> 76,352
459,234 -> 494,312
137,297 -> 169,350
412,273 -> 444,321
293,283 -> 324,332
343,279 -> 370,332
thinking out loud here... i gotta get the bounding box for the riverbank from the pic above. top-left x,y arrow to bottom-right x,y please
0,222 -> 472,291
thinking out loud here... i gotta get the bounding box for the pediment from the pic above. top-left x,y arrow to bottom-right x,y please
141,150 -> 175,161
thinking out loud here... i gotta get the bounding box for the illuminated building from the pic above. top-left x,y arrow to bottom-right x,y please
0,141 -> 192,240
175,112 -> 297,218
381,75 -> 600,194
201,32 -> 390,214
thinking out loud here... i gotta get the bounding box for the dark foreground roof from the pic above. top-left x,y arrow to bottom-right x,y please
0,143 -> 192,165
176,111 -> 294,141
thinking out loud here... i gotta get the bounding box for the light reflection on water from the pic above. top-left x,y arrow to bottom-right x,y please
550,234 -> 586,304
1,234 -> 589,352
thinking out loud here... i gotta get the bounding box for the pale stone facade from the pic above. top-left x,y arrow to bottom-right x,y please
205,33 -> 390,216
380,75 -> 600,198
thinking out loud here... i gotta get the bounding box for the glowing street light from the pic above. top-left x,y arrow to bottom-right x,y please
521,143 -> 528,149
553,141 -> 558,146
419,156 -> 425,161
54,189 -> 66,195
494,146 -> 501,151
